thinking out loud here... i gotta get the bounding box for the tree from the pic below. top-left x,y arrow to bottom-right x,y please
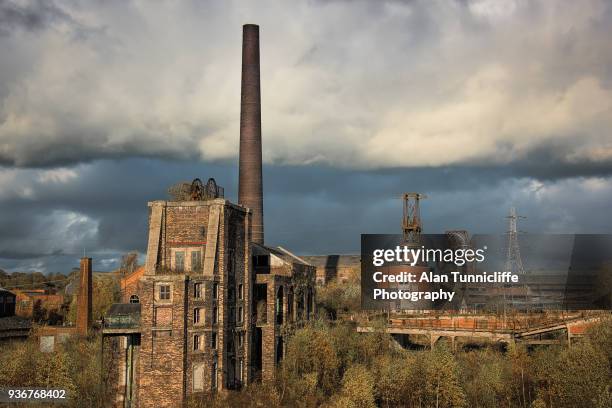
120,252 -> 139,275
372,353 -> 417,407
32,299 -> 47,322
418,344 -> 467,408
280,324 -> 341,405
67,274 -> 120,324
550,342 -> 609,408
586,319 -> 612,366
507,342 -> 533,408
459,349 -> 509,408
328,364 -> 376,408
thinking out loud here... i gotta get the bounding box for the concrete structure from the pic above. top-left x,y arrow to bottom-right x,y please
358,313 -> 609,350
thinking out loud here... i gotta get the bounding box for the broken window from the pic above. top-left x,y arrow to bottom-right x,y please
175,251 -> 185,272
213,282 -> 218,299
276,286 -> 284,325
253,255 -> 269,267
212,307 -> 218,324
191,250 -> 202,272
211,332 -> 217,349
238,358 -> 244,384
193,308 -> 201,325
194,283 -> 202,299
129,295 -> 139,304
211,359 -> 218,390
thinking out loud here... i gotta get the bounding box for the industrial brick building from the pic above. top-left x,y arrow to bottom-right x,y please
103,24 -> 316,407
301,255 -> 361,285
37,257 -> 93,352
13,289 -> 64,319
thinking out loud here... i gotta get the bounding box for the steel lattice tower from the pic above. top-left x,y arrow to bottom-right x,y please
505,207 -> 526,274
401,193 -> 426,247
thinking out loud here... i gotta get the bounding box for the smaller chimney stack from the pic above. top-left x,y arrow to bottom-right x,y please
77,257 -> 92,336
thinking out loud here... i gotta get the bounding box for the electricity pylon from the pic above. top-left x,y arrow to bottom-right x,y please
505,207 -> 526,275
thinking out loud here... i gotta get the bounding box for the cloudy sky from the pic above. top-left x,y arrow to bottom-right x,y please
1,0 -> 611,273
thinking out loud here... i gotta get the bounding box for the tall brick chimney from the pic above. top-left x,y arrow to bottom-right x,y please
76,257 -> 92,336
239,24 -> 264,244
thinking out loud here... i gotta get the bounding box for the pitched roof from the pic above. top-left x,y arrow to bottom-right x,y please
0,287 -> 15,296
121,266 -> 145,287
301,255 -> 361,268
251,243 -> 312,266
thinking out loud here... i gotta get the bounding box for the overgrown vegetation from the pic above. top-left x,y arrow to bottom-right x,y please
190,319 -> 611,408
0,335 -> 111,407
1,268 -> 610,408
317,276 -> 361,319
66,273 -> 121,324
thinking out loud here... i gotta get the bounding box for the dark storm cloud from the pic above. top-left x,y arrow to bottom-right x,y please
0,0 -> 69,36
1,1 -> 611,272
0,159 -> 239,271
3,158 -> 612,273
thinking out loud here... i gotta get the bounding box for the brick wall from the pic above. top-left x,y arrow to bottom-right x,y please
136,200 -> 250,407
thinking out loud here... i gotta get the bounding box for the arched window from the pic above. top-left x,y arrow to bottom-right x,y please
129,295 -> 139,304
